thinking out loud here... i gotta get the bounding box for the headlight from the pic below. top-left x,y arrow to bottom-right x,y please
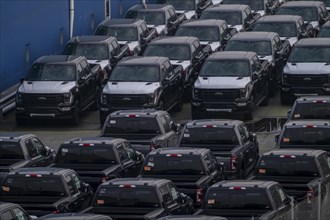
282,73 -> 289,84
193,88 -> 200,99
16,92 -> 23,104
63,92 -> 73,104
148,92 -> 156,104
101,93 -> 108,105
239,88 -> 247,98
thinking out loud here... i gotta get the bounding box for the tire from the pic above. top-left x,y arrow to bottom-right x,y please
71,101 -> 80,125
173,88 -> 183,112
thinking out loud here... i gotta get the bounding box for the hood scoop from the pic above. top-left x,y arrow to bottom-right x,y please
111,82 -> 118,85
61,81 -> 69,84
145,82 -> 153,85
202,77 -> 208,80
236,77 -> 243,80
27,81 -> 33,84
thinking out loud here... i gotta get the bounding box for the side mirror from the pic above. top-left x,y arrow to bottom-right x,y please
252,73 -> 259,80
250,133 -> 257,142
78,77 -> 85,85
20,77 -> 25,83
83,182 -> 91,193
287,109 -> 291,118
170,122 -> 177,131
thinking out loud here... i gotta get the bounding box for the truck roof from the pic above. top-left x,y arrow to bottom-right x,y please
35,55 -> 83,64
150,36 -> 198,45
102,177 -> 170,187
127,4 -> 173,12
212,180 -> 278,189
263,149 -> 326,157
110,109 -> 167,118
118,56 -> 169,66
37,213 -> 112,220
256,15 -> 303,23
0,202 -> 22,211
181,19 -> 227,28
205,4 -> 249,12
149,147 -> 210,156
294,95 -> 330,103
99,18 -> 145,27
67,35 -> 116,44
294,38 -> 330,47
62,136 -> 126,146
230,31 -> 279,41
0,132 -> 35,142
280,1 -> 325,8
9,167 -> 71,176
284,120 -> 330,128
186,119 -> 241,128
207,51 -> 257,60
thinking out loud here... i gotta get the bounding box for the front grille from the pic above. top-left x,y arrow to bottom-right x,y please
22,94 -> 64,107
107,94 -> 148,107
287,74 -> 328,87
200,89 -> 240,102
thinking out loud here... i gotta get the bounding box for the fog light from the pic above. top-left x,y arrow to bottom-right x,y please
100,107 -> 110,111
236,102 -> 247,106
191,102 -> 201,106
16,107 -> 25,110
61,107 -> 71,111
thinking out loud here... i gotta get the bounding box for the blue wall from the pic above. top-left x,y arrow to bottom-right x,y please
0,0 -> 104,93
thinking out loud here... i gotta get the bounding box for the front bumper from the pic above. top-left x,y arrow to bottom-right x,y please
281,85 -> 330,97
15,105 -> 76,121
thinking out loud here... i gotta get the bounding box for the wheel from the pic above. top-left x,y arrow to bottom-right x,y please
71,101 -> 81,125
280,91 -> 292,105
173,88 -> 183,112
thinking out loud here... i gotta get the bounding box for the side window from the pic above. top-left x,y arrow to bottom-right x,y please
270,186 -> 281,208
241,124 -> 250,140
109,43 -> 114,56
77,64 -> 84,79
117,144 -> 130,163
168,184 -> 179,200
141,23 -> 148,36
111,41 -> 120,54
238,126 -> 248,143
161,65 -> 167,79
65,174 -> 77,195
81,60 -> 90,73
71,173 -> 84,192
123,141 -> 135,159
1,211 -> 13,220
203,154 -> 214,172
319,154 -> 330,175
25,139 -> 39,158
160,116 -> 171,133
164,61 -> 173,74
276,185 -> 288,204
164,114 -> 174,130
13,208 -> 30,220
164,64 -> 174,79
31,138 -> 46,155
169,8 -> 176,19
160,185 -> 174,206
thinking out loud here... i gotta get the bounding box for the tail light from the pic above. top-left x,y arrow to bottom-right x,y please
127,49 -> 132,56
196,188 -> 203,203
52,210 -> 61,214
181,69 -> 188,81
230,155 -> 238,171
307,188 -> 314,204
101,176 -> 110,183
150,141 -> 160,151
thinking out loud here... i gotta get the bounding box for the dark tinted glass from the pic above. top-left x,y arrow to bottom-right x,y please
136,12 -> 165,25
280,127 -> 330,145
200,11 -> 242,25
166,0 -> 196,10
56,146 -> 117,164
289,46 -> 330,62
318,27 -> 330,38
226,40 -> 272,56
291,102 -> 330,119
27,64 -> 76,81
0,142 -> 24,161
73,44 -> 109,60
95,187 -> 160,208
104,117 -> 160,134
256,156 -> 319,177
144,44 -> 191,60
277,7 -> 318,21
199,60 -> 250,77
1,176 -> 67,197
204,189 -> 271,210
253,22 -> 297,37
105,27 -> 138,41
142,155 -> 205,175
222,0 -> 265,10
110,65 -> 160,82
176,26 -> 220,41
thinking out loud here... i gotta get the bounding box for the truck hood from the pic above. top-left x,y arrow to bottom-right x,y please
117,41 -> 139,51
170,60 -> 191,70
88,59 -> 109,69
284,63 -> 330,74
18,81 -> 75,93
176,10 -> 196,19
280,36 -> 298,46
194,76 -> 250,89
103,82 -> 160,94
229,24 -> 243,32
147,24 -> 166,35
200,41 -> 220,51
211,0 -> 223,5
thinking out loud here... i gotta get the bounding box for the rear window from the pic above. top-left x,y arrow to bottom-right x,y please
142,155 -> 205,175
204,188 -> 271,210
291,102 -> 330,120
0,142 -> 24,160
104,117 -> 160,135
280,127 -> 330,145
256,156 -> 320,177
1,176 -> 67,197
95,186 -> 160,208
181,127 -> 239,145
56,145 -> 117,165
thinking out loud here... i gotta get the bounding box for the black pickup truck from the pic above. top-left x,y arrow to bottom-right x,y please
15,55 -> 102,125
63,36 -> 129,82
252,149 -> 330,200
101,109 -> 182,156
94,19 -> 157,56
179,119 -> 259,179
139,147 -> 225,206
124,4 -> 186,36
0,133 -> 56,184
196,180 -> 291,220
53,137 -> 144,191
82,178 -> 194,219
0,167 -> 93,217
0,202 -> 37,220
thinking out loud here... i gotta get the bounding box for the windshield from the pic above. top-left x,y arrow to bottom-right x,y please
277,7 -> 318,21
318,27 -> 330,38
144,44 -> 191,60
165,0 -> 196,10
323,0 -> 330,7
200,11 -> 242,26
280,127 -> 330,145
104,117 -> 160,135
226,40 -> 272,56
222,0 -> 265,10
74,44 -> 109,60
176,26 -> 220,41
253,22 -> 297,37
289,46 -> 330,62
110,65 -> 160,82
136,12 -> 165,25
56,146 -> 117,165
1,176 -> 67,197
291,103 -> 330,120
0,142 -> 24,160
181,127 -> 239,145
99,27 -> 138,41
142,155 -> 205,175
27,64 -> 76,81
95,187 -> 160,208
199,60 -> 250,77
204,189 -> 271,210
256,156 -> 319,177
